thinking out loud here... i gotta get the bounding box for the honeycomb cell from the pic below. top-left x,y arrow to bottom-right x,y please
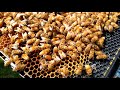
32,57 -> 37,61
30,66 -> 34,70
32,74 -> 37,78
28,71 -> 33,75
33,69 -> 37,73
31,62 -> 35,66
34,65 -> 38,69
25,68 -> 29,72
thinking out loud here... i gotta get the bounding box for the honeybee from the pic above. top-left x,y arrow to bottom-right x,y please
33,39 -> 40,46
53,46 -> 58,53
12,50 -> 23,55
22,32 -> 28,40
96,54 -> 108,60
40,59 -> 47,70
67,45 -> 75,51
88,49 -> 94,60
85,64 -> 92,75
35,30 -> 43,38
92,44 -> 100,51
86,34 -> 94,40
52,40 -> 61,45
60,25 -> 65,34
39,48 -> 50,56
111,22 -> 119,29
74,64 -> 83,75
13,63 -> 26,71
74,33 -> 82,41
97,37 -> 105,47
40,44 -> 51,49
28,31 -> 35,38
91,35 -> 98,43
58,66 -> 69,77
93,31 -> 103,37
81,37 -> 90,43
21,46 -> 30,54
85,44 -> 92,53
82,29 -> 92,37
66,31 -> 72,40
44,55 -> 52,61
48,60 -> 55,71
26,38 -> 36,45
77,46 -> 82,52
107,25 -> 113,32
56,34 -> 65,39
71,53 -> 77,60
58,50 -> 66,59
21,54 -> 29,60
4,57 -> 12,66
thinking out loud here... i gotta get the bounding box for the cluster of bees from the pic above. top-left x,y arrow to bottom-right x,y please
0,12 -> 119,78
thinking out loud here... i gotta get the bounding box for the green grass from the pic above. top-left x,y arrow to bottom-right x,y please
0,58 -> 21,78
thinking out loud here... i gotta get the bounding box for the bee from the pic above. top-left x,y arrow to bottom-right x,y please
21,46 -> 30,54
86,34 -> 94,40
44,55 -> 52,61
82,29 -> 92,37
13,63 -> 26,71
21,54 -> 29,60
39,48 -> 50,56
90,28 -> 98,32
107,25 -> 113,32
52,40 -> 61,45
93,31 -> 103,37
15,39 -> 24,44
35,30 -> 43,38
85,44 -> 92,53
56,34 -> 65,39
85,64 -> 92,75
96,54 -> 108,60
51,38 -> 59,42
4,57 -> 12,66
26,38 -> 36,45
74,33 -> 82,41
71,53 -> 77,60
111,22 -> 119,29
12,50 -> 23,55
48,60 -> 55,71
58,50 -> 66,59
40,59 -> 47,70
97,37 -> 105,47
74,64 -> 83,75
92,44 -> 100,51
60,25 -> 65,34
58,66 -> 69,77
40,44 -> 51,49
22,32 -> 28,40
66,31 -> 72,40
53,46 -> 58,53
77,46 -> 82,52
81,37 -> 90,43
88,49 -> 94,60
91,35 -> 98,43
33,39 -> 40,46
95,51 -> 104,56
76,40 -> 82,47
56,20 -> 62,27
1,27 -> 8,34
30,46 -> 40,52
28,31 -> 35,38
67,45 -> 75,51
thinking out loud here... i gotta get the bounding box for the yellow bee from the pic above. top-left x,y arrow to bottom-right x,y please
85,44 -> 92,53
26,38 -> 36,45
88,49 -> 94,60
39,48 -> 50,56
97,37 -> 105,47
96,54 -> 108,60
74,64 -> 83,75
21,54 -> 29,60
85,64 -> 92,75
91,35 -> 98,43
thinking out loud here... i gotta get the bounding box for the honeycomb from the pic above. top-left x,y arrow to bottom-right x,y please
19,50 -> 92,78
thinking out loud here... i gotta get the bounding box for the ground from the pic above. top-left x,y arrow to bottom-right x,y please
0,58 -> 21,78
